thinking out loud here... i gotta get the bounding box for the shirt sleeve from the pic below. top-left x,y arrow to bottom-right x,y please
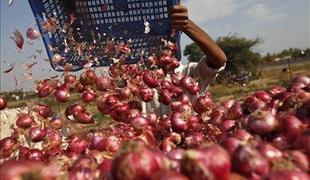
182,56 -> 226,93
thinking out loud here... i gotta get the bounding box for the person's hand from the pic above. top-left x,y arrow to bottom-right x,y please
170,5 -> 190,31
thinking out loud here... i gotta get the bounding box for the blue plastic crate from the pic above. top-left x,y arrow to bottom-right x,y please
28,0 -> 181,71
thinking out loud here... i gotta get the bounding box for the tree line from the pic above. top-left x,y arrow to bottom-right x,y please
183,34 -> 309,80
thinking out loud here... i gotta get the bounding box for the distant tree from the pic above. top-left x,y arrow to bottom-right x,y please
183,43 -> 204,62
277,48 -> 302,59
183,34 -> 263,78
262,53 -> 276,64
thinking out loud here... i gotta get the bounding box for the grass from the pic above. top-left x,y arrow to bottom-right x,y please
209,62 -> 310,101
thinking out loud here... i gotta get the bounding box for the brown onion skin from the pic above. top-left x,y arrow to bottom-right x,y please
0,96 -> 7,110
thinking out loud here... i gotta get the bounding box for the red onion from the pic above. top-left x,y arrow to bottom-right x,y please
279,114 -> 303,140
0,160 -> 59,180
146,112 -> 158,126
69,168 -> 97,180
18,146 -> 31,160
64,74 -> 77,86
232,146 -> 269,177
26,27 -> 41,40
181,144 -> 231,180
139,87 -> 154,102
29,149 -> 44,161
74,111 -> 94,124
16,113 -> 35,129
97,94 -> 120,115
151,171 -> 189,180
244,96 -> 266,113
268,86 -> 286,96
117,87 -> 131,100
220,137 -> 241,155
0,96 -> 7,110
67,135 -> 90,154
159,89 -> 172,105
171,73 -> 183,86
80,69 -> 97,86
289,75 -> 310,91
0,137 -> 17,159
143,70 -> 159,88
54,89 -> 70,103
267,170 -> 310,180
75,82 -> 85,93
256,143 -> 283,162
98,159 -> 113,178
233,129 -> 253,141
97,136 -> 121,153
253,91 -> 272,103
71,155 -> 97,170
221,120 -> 236,132
171,112 -> 188,132
96,76 -> 114,91
49,117 -> 64,130
294,133 -> 310,156
193,94 -> 214,114
44,129 -> 62,149
181,76 -> 200,95
29,127 -> 46,142
227,102 -> 243,120
183,132 -> 205,148
65,103 -> 86,120
288,150 -> 309,171
249,110 -> 277,135
296,101 -> 310,122
32,103 -> 52,118
82,89 -> 96,103
130,116 -> 148,132
37,84 -> 53,98
111,141 -> 170,180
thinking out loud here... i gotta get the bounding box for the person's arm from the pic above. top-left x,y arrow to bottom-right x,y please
170,6 -> 227,69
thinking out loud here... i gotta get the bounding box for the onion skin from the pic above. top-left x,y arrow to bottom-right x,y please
0,96 -> 7,110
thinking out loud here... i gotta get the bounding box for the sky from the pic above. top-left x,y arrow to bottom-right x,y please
0,0 -> 309,92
